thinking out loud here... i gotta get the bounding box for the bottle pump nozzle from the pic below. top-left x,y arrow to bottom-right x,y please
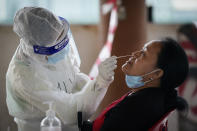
43,101 -> 55,117
41,101 -> 61,131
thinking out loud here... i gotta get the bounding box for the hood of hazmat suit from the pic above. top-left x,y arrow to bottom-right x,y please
6,7 -> 109,131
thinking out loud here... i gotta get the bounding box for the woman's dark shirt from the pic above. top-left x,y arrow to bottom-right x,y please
81,88 -> 172,131
99,87 -> 172,131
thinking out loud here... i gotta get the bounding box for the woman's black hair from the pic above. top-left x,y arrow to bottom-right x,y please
156,38 -> 189,112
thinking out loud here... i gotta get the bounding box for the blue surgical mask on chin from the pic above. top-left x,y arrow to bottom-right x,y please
47,44 -> 69,64
125,75 -> 145,89
125,70 -> 156,89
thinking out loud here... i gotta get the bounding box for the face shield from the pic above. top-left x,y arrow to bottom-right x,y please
33,17 -> 81,66
14,7 -> 81,66
13,7 -> 65,46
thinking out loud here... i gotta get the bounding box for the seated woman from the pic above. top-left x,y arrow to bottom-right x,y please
82,38 -> 189,131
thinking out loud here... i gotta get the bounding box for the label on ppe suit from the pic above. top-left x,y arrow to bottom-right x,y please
41,126 -> 61,131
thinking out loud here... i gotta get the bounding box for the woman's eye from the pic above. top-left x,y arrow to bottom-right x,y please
142,51 -> 145,56
139,52 -> 145,59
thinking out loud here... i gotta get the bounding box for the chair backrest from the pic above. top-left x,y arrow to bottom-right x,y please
148,110 -> 174,131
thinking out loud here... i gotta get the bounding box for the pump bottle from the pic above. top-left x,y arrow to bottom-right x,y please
40,102 -> 62,131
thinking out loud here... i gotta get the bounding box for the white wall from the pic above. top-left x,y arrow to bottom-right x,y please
147,23 -> 180,41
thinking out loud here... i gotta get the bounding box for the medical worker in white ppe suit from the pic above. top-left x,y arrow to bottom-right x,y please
6,7 -> 117,131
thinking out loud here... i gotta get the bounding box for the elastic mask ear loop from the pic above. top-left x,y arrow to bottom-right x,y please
142,69 -> 160,85
144,78 -> 154,84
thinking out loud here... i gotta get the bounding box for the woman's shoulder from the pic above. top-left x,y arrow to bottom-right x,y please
124,88 -> 166,121
108,88 -> 166,130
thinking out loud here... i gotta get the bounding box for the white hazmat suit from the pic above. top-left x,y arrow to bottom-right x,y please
6,7 -> 117,131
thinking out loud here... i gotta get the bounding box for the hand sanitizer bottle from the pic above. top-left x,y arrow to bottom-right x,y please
40,102 -> 62,131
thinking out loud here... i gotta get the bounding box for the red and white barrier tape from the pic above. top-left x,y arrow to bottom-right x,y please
89,0 -> 118,79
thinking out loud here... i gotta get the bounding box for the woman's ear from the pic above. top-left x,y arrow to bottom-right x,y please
153,69 -> 163,79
